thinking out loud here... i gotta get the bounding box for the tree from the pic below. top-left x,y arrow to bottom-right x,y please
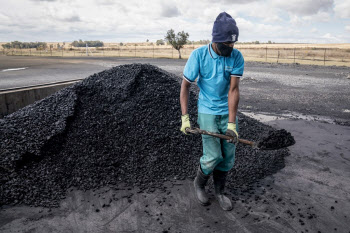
156,39 -> 164,45
71,40 -> 104,47
1,41 -> 46,49
2,43 -> 11,49
164,29 -> 189,59
192,39 -> 210,45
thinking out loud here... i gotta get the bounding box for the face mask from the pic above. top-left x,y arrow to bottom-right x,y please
217,43 -> 233,57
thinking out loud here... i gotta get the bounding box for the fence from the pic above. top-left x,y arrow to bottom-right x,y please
1,45 -> 350,67
238,47 -> 350,66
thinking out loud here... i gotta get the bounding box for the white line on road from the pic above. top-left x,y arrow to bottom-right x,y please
2,67 -> 28,72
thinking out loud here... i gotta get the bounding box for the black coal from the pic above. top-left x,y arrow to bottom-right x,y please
257,129 -> 296,150
0,64 -> 292,207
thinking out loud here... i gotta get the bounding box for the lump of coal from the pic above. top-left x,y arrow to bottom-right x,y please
0,64 -> 291,207
257,129 -> 295,150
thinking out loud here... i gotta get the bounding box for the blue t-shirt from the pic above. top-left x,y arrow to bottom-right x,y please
183,43 -> 244,115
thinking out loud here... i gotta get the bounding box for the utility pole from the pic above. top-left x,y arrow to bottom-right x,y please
86,43 -> 88,56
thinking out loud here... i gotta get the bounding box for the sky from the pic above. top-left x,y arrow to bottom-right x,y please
0,0 -> 349,43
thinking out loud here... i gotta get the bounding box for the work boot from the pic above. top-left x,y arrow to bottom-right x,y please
213,170 -> 233,211
193,166 -> 210,205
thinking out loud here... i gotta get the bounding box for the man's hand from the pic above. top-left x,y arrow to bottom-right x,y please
226,122 -> 238,144
180,114 -> 191,134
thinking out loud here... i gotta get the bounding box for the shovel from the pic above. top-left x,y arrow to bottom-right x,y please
185,127 -> 295,150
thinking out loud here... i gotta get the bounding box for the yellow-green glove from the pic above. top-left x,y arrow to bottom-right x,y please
180,114 -> 191,135
226,122 -> 238,144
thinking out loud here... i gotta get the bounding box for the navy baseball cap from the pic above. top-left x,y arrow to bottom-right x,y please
212,12 -> 239,43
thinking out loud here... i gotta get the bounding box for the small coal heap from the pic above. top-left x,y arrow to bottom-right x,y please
0,64 -> 291,207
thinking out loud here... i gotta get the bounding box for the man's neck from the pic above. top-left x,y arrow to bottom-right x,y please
211,42 -> 220,56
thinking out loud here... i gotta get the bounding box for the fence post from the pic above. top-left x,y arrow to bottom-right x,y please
172,47 -> 173,58
265,46 -> 267,62
30,48 -> 31,56
135,44 -> 136,57
153,44 -> 154,58
277,49 -> 279,63
324,49 -> 326,66
294,48 -> 296,64
20,48 -> 22,56
62,49 -> 63,57
40,50 -> 41,56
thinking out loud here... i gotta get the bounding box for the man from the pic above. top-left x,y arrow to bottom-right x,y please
180,12 -> 244,211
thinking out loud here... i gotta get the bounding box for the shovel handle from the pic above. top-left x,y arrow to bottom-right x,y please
238,138 -> 255,147
186,127 -> 256,148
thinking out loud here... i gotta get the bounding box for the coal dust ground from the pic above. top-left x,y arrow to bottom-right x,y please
1,56 -> 349,233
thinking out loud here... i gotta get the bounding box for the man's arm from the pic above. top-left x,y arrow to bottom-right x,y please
228,76 -> 240,122
180,79 -> 191,115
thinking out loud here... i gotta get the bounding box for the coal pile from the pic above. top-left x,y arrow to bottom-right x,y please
257,129 -> 296,150
0,64 -> 291,207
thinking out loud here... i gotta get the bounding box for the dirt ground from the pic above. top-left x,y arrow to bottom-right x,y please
0,55 -> 349,232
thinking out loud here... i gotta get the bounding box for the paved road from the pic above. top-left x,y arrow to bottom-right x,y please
0,56 -> 186,89
1,55 -> 349,124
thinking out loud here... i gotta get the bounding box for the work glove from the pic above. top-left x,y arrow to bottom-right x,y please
226,122 -> 238,144
180,114 -> 191,135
